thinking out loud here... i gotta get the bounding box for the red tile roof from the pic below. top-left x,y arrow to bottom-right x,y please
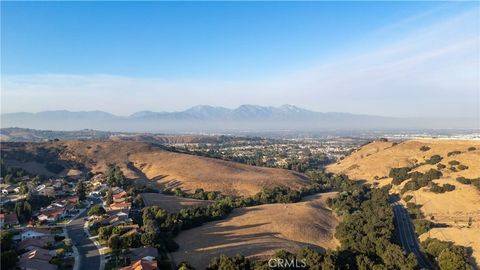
119,259 -> 157,270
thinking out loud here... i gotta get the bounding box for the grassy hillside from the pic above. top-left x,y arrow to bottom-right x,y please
327,139 -> 480,267
1,140 -> 310,196
172,192 -> 339,269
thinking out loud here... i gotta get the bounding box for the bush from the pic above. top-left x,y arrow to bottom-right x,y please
426,155 -> 443,165
430,183 -> 455,193
457,164 -> 469,171
424,169 -> 443,181
448,160 -> 460,166
447,151 -> 461,157
389,167 -> 411,185
88,205 -> 106,216
456,177 -> 472,185
413,219 -> 433,235
436,163 -> 446,170
420,146 -> 431,152
403,195 -> 413,202
467,147 -> 476,151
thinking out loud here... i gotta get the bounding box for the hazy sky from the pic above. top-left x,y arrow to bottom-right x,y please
1,2 -> 479,118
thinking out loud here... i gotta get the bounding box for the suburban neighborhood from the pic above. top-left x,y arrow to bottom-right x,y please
0,165 -> 165,270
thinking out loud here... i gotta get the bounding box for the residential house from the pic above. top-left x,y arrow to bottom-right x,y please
130,247 -> 158,262
111,186 -> 125,195
113,190 -> 127,203
18,247 -> 57,270
50,178 -> 65,189
37,207 -> 65,222
90,174 -> 106,188
18,259 -> 58,270
19,248 -> 56,262
119,258 -> 157,270
17,238 -> 55,252
1,184 -> 16,195
0,212 -> 19,227
20,228 -> 52,241
101,209 -> 132,226
109,202 -> 131,211
37,186 -> 56,197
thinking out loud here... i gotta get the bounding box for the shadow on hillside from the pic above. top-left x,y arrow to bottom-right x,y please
174,219 -> 326,268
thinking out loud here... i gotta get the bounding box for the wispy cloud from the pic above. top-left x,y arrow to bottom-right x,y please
2,7 -> 479,118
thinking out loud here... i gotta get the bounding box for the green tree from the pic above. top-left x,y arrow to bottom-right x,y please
108,234 -> 121,250
105,190 -> 113,205
1,250 -> 18,270
88,205 -> 106,216
438,249 -> 472,270
77,181 -> 86,201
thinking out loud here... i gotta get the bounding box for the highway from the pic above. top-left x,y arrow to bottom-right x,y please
391,201 -> 433,270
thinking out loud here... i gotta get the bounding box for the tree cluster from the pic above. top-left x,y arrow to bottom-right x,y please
205,180 -> 418,270
425,155 -> 443,165
421,238 -> 473,270
456,177 -> 480,190
389,167 -> 411,185
1,231 -> 18,270
400,169 -> 443,193
106,165 -> 128,188
429,183 -> 455,194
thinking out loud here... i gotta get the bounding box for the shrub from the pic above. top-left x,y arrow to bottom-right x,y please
389,167 -> 411,185
424,169 -> 443,181
457,164 -> 469,171
468,147 -> 476,151
436,163 -> 446,170
403,195 -> 413,202
413,219 -> 433,235
447,151 -> 461,157
456,177 -> 471,185
426,155 -> 443,165
88,205 -> 106,216
430,183 -> 455,193
420,146 -> 431,152
448,160 -> 460,166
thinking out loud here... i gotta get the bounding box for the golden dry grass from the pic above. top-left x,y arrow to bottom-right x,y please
328,139 -> 480,266
172,192 -> 339,269
2,140 -> 310,197
129,150 -> 310,197
140,193 -> 212,213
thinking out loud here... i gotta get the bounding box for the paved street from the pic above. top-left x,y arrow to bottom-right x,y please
66,198 -> 102,270
66,209 -> 100,270
391,201 -> 433,270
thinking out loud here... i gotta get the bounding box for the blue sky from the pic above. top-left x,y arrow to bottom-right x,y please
1,1 -> 479,117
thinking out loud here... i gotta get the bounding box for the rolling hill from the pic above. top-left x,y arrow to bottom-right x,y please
327,139 -> 480,267
172,192 -> 339,268
1,140 -> 310,197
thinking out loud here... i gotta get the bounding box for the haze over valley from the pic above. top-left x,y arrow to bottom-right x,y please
1,1 -> 479,270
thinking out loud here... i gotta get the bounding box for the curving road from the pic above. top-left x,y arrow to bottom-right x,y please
391,201 -> 433,270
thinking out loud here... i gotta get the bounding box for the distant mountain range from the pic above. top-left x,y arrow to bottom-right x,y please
1,105 -> 476,132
